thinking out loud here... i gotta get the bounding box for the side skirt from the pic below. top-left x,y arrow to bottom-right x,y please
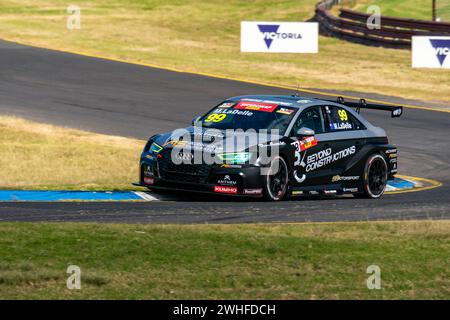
290,183 -> 360,197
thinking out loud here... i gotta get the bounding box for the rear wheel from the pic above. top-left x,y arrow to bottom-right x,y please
264,156 -> 289,201
360,153 -> 388,199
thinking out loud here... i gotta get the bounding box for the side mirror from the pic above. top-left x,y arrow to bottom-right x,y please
296,127 -> 315,139
191,116 -> 201,126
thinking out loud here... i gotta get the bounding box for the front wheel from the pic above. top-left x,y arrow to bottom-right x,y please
263,156 -> 289,201
360,153 -> 388,199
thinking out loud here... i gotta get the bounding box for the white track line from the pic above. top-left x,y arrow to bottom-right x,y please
133,191 -> 160,201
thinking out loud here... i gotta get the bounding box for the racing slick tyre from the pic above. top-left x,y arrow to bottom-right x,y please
360,153 -> 388,199
264,156 -> 289,201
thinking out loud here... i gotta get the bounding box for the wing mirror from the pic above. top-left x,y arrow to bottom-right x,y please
191,116 -> 201,126
296,127 -> 315,139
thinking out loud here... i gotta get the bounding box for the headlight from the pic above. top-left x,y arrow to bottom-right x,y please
217,152 -> 251,164
149,142 -> 163,154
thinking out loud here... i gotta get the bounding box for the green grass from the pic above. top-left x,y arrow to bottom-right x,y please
356,0 -> 450,21
0,221 -> 448,299
0,0 -> 448,104
355,0 -> 433,20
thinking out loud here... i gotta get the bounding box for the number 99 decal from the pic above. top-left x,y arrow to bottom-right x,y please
205,113 -> 227,123
338,109 -> 348,121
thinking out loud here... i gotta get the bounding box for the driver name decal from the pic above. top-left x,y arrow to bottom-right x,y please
214,108 -> 253,117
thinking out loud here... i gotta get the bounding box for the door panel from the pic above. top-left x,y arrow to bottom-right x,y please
289,106 -> 326,187
320,105 -> 366,185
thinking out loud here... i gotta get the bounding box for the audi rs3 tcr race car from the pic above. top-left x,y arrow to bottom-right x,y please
135,95 -> 402,201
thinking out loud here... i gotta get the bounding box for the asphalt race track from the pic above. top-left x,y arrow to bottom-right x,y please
0,39 -> 449,223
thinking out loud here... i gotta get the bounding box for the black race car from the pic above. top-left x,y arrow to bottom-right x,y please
135,95 -> 402,201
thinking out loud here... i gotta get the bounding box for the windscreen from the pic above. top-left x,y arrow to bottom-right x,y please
200,100 -> 297,134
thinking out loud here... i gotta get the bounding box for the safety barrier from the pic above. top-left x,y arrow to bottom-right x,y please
315,1 -> 450,48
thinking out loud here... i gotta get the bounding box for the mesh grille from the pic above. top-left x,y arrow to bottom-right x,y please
158,158 -> 210,184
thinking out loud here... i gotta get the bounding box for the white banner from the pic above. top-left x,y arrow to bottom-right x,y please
412,36 -> 450,69
241,21 -> 318,53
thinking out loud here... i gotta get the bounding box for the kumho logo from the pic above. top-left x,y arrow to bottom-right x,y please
257,24 -> 302,49
430,39 -> 450,66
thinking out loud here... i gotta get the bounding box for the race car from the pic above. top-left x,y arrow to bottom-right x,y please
135,95 -> 402,201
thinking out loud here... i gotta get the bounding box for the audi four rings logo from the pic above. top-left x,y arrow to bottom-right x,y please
176,152 -> 194,161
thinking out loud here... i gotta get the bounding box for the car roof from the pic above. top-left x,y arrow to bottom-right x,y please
227,95 -> 384,136
228,95 -> 322,108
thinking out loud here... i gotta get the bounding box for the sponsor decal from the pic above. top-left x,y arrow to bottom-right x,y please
391,161 -> 398,172
217,175 -> 237,186
291,139 -> 306,183
193,131 -> 224,139
323,190 -> 337,195
308,191 -> 319,195
412,36 -> 450,69
291,190 -> 303,196
276,107 -> 295,115
241,21 -> 318,53
297,99 -> 311,104
293,170 -> 306,183
269,141 -> 286,147
291,137 -> 317,154
290,137 -> 318,184
392,108 -> 403,117
217,102 -> 235,109
180,141 -> 219,153
306,146 -> 356,172
144,177 -> 154,185
143,165 -> 153,177
384,149 -> 397,154
332,175 -> 360,182
242,98 -> 292,106
243,188 -> 263,195
214,186 -> 237,194
299,136 -> 318,151
220,164 -> 242,169
343,187 -> 358,193
163,140 -> 188,148
145,154 -> 155,160
257,24 -> 301,49
235,101 -> 278,113
430,39 -> 450,66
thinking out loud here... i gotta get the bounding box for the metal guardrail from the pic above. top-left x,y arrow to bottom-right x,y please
315,2 -> 450,49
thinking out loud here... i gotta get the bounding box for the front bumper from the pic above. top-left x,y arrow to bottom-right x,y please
138,153 -> 265,197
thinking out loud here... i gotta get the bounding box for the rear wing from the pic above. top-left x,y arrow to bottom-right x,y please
323,97 -> 403,118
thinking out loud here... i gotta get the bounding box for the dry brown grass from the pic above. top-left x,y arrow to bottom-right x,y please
0,0 -> 448,103
0,115 -> 144,190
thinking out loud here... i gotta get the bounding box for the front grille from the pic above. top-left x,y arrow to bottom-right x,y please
158,158 -> 210,184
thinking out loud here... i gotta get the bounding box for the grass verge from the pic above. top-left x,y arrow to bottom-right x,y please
0,0 -> 448,104
355,0 -> 450,21
0,221 -> 448,299
0,115 -> 144,190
